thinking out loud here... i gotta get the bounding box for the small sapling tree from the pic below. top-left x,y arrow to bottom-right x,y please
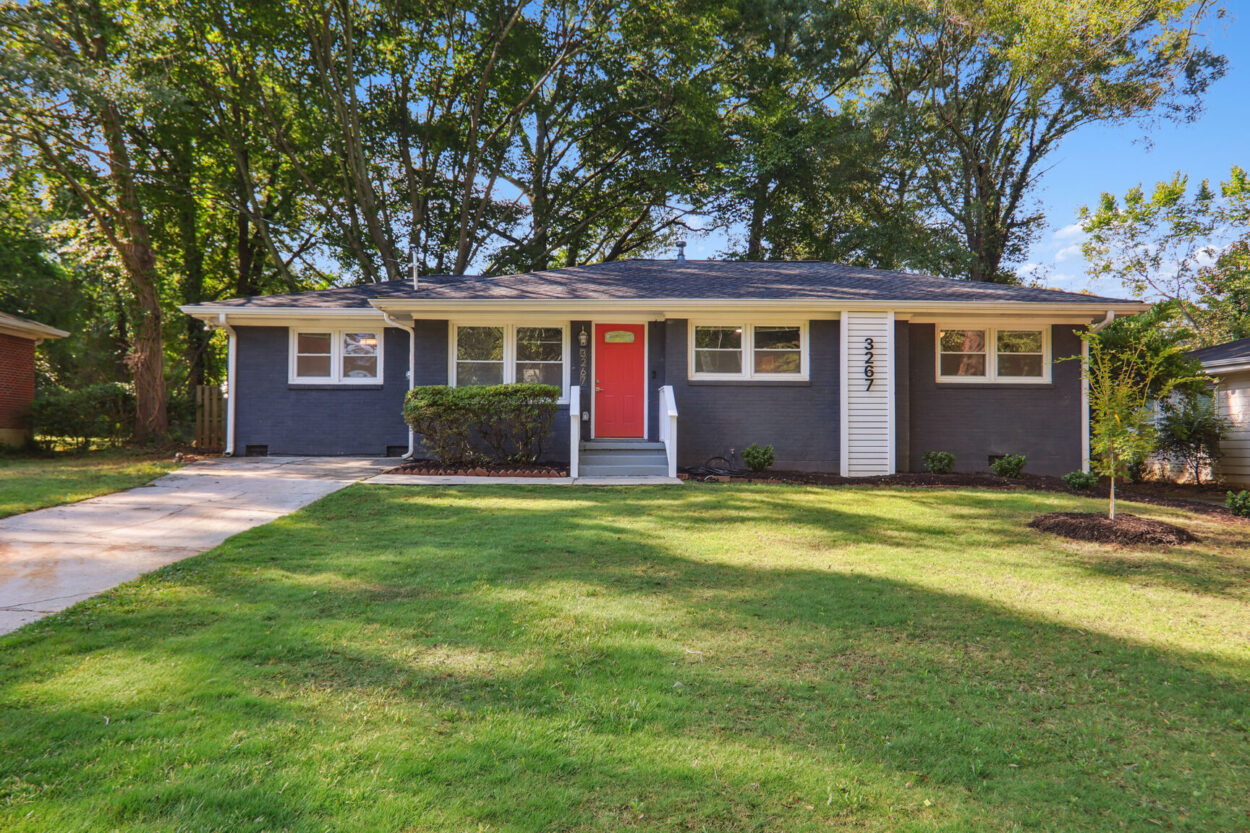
1082,331 -> 1196,520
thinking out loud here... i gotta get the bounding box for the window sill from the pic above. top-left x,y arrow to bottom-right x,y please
686,378 -> 811,387
934,381 -> 1052,390
288,383 -> 384,391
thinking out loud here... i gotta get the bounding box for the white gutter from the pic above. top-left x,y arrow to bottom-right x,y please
1088,310 -> 1116,332
218,313 -> 238,457
1197,359 -> 1250,375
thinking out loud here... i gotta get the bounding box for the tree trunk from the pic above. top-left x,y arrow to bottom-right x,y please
1109,471 -> 1116,521
100,100 -> 167,442
746,177 -> 770,260
176,139 -> 209,395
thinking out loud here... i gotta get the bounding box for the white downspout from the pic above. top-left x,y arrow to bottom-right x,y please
1080,338 -> 1090,473
218,313 -> 237,457
1089,310 -> 1115,333
381,311 -> 416,459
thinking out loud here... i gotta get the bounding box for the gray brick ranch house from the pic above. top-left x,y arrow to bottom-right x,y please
180,259 -> 1146,478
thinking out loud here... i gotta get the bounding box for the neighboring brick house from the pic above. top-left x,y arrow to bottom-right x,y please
0,312 -> 68,446
182,258 -> 1147,478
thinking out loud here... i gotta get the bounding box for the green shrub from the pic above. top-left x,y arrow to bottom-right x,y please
403,384 -> 560,465
742,443 -> 774,472
1062,470 -> 1099,492
1227,490 -> 1250,518
923,450 -> 955,474
990,454 -> 1027,478
1157,394 -> 1227,484
31,383 -> 135,449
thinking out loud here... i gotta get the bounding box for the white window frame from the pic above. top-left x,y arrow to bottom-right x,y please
289,328 -> 384,385
935,324 -> 1051,384
449,322 -> 570,403
688,321 -> 809,381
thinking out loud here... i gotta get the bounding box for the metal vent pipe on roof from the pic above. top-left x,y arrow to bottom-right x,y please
676,241 -> 686,263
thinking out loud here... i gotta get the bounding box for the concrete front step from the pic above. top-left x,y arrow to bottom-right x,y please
579,452 -> 669,467
579,463 -> 670,476
580,440 -> 666,451
578,439 -> 670,478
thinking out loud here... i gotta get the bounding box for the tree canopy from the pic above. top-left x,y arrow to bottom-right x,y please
0,0 -> 1229,439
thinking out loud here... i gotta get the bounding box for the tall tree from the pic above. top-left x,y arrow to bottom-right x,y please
0,0 -> 173,439
874,0 -> 1226,282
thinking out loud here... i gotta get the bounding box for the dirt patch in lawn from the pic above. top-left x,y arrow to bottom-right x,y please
385,460 -> 568,478
1028,512 -> 1198,546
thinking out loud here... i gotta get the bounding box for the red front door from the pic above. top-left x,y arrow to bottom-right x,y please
594,323 -> 646,438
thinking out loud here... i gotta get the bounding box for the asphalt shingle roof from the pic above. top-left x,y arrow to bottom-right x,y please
1188,336 -> 1250,365
202,260 -> 1136,308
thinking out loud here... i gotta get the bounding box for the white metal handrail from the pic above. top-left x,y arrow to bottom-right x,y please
568,385 -> 581,478
658,385 -> 678,478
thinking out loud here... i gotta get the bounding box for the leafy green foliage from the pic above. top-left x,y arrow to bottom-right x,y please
1157,395 -> 1227,484
1092,302 -> 1207,399
990,454 -> 1026,478
1226,490 -> 1250,518
1082,166 -> 1250,345
923,450 -> 956,474
742,443 -> 775,472
877,0 -> 1225,283
31,384 -> 136,450
1062,470 -> 1099,492
403,384 -> 560,465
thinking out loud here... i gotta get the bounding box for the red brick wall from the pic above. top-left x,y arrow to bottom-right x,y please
0,333 -> 36,430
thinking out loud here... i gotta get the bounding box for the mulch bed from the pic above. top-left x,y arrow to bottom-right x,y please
1028,512 -> 1198,546
385,460 -> 568,478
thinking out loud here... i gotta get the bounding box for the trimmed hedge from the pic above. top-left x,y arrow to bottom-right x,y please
403,384 -> 560,465
31,383 -> 135,449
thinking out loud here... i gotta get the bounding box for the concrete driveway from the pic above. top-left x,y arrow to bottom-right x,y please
0,456 -> 388,634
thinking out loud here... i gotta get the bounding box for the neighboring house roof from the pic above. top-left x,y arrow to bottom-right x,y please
181,259 -> 1144,315
0,311 -> 69,341
1189,336 -> 1250,374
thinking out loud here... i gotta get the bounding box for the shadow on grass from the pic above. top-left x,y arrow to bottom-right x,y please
0,484 -> 1246,832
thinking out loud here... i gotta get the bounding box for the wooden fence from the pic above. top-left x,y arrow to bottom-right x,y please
194,385 -> 226,450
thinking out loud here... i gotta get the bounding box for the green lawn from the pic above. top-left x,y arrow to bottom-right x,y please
1,485 -> 1247,832
0,450 -> 179,518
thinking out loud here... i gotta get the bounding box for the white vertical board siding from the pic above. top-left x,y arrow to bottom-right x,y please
840,312 -> 895,476
1215,371 -> 1250,486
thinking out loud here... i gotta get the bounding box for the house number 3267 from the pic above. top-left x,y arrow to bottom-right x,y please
863,337 -> 875,391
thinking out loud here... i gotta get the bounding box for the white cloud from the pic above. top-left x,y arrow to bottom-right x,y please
1054,243 -> 1083,263
1052,222 -> 1085,242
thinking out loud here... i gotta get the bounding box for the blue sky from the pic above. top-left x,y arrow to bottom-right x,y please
686,14 -> 1247,298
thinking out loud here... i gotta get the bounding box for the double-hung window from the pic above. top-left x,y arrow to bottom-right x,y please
936,326 -> 1049,383
689,323 -> 807,380
452,324 -> 568,399
290,329 -> 383,384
